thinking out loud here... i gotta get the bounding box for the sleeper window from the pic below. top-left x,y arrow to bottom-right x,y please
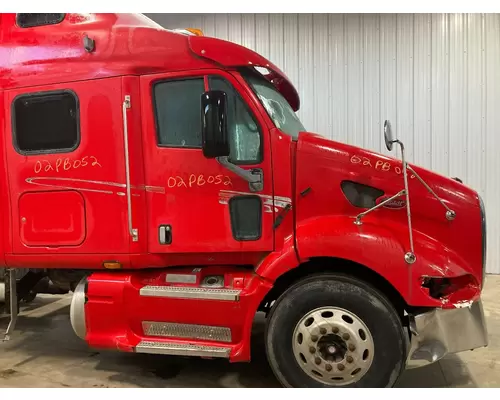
13,90 -> 80,154
16,14 -> 65,28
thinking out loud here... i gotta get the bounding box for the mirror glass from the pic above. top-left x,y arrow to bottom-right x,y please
201,90 -> 230,158
384,120 -> 395,151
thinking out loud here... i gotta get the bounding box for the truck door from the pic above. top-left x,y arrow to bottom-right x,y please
140,69 -> 275,262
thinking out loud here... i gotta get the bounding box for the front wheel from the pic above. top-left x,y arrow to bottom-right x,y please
265,273 -> 407,388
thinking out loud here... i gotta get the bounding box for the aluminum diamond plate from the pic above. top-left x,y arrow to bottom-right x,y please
143,321 -> 232,342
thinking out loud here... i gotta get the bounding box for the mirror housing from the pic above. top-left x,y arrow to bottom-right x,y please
384,120 -> 395,151
201,90 -> 230,158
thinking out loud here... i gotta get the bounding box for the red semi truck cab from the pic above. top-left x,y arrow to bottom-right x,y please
0,13 -> 489,387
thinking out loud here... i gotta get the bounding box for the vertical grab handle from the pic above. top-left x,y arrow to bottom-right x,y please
122,95 -> 138,242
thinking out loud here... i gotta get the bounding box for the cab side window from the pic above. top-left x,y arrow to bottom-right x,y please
13,90 -> 80,155
153,75 -> 262,164
208,76 -> 262,164
154,78 -> 205,148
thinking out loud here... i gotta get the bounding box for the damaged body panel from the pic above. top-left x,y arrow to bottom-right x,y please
406,300 -> 488,368
293,132 -> 486,308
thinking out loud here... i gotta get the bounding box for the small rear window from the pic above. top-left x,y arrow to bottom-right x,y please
16,14 -> 65,28
13,90 -> 80,155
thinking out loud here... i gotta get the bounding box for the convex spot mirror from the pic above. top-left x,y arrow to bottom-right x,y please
384,120 -> 396,152
201,90 -> 230,159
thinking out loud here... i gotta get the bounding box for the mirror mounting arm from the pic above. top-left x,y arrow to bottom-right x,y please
392,139 -> 417,264
216,156 -> 263,192
354,189 -> 406,225
406,165 -> 456,221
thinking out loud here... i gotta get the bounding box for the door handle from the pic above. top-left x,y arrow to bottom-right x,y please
159,225 -> 172,245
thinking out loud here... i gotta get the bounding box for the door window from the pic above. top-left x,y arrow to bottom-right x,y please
153,75 -> 262,165
208,76 -> 262,164
153,77 -> 205,148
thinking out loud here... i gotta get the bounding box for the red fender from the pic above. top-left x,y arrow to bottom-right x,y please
257,215 -> 479,308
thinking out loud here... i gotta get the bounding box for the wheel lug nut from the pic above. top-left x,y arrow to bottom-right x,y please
348,344 -> 356,352
346,356 -> 353,363
320,327 -> 327,335
311,335 -> 318,342
325,364 -> 332,372
332,327 -> 339,334
338,364 -> 345,371
315,357 -> 321,365
309,346 -> 316,354
342,333 -> 350,340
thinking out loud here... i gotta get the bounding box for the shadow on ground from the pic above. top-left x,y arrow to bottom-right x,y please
1,302 -> 479,388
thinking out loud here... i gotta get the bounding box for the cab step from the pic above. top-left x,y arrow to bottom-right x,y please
139,285 -> 240,301
142,321 -> 232,342
83,268 -> 273,362
135,340 -> 231,358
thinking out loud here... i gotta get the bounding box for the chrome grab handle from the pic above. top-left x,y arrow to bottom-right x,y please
122,95 -> 138,242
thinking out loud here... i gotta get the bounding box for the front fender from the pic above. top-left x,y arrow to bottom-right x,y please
294,215 -> 477,307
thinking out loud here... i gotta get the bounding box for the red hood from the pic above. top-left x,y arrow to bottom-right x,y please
294,131 -> 484,306
298,131 -> 480,208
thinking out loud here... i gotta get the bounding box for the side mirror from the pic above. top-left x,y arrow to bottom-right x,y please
384,120 -> 395,151
201,90 -> 230,158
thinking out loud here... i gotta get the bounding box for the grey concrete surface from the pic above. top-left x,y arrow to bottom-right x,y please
0,275 -> 499,388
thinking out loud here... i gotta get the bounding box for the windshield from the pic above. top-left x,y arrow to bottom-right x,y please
241,68 -> 305,140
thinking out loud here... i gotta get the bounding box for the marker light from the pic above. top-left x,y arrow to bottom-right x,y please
103,261 -> 122,269
186,28 -> 203,36
172,28 -> 204,36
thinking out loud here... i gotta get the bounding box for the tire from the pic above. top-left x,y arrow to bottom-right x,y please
22,291 -> 37,303
265,273 -> 406,388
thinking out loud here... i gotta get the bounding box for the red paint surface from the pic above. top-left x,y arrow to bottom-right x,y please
85,268 -> 273,362
139,69 -> 275,258
293,132 -> 483,307
19,190 -> 86,246
0,14 -> 486,357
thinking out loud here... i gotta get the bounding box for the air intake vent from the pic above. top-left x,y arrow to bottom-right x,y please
16,14 -> 65,28
341,181 -> 384,209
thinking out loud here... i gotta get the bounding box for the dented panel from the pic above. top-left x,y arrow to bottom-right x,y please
406,300 -> 488,369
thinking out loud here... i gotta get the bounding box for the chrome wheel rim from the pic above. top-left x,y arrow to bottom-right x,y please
292,306 -> 375,386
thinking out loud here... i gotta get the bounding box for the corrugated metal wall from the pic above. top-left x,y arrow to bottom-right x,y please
146,13 -> 500,274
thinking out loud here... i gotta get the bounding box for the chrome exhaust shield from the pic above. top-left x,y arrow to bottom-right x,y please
70,277 -> 87,340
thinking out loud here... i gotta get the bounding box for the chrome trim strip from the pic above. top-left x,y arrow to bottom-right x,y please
135,341 -> 230,358
139,285 -> 240,301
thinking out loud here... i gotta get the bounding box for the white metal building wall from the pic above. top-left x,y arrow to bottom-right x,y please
146,13 -> 500,274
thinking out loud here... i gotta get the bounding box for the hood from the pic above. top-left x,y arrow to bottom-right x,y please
297,131 -> 480,209
294,131 -> 485,303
